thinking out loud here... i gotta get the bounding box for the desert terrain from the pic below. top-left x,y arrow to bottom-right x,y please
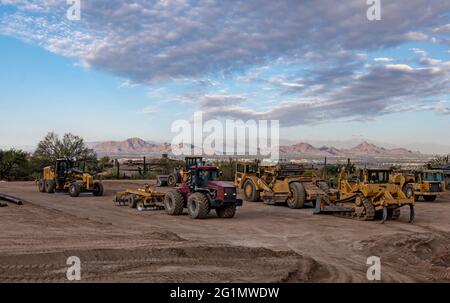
0,180 -> 449,282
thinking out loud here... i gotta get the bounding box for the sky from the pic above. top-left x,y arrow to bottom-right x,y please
0,0 -> 450,153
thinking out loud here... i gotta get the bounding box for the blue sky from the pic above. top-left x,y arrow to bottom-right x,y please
0,1 -> 449,153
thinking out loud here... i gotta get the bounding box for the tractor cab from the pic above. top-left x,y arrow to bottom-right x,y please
190,166 -> 220,189
235,161 -> 259,188
55,158 -> 77,186
420,170 -> 444,182
418,170 -> 445,194
365,169 -> 390,184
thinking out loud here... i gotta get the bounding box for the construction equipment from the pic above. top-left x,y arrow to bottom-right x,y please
37,158 -> 103,197
114,184 -> 165,211
157,157 -> 204,187
390,169 -> 446,202
315,167 -> 415,223
234,161 -> 333,208
164,160 -> 243,219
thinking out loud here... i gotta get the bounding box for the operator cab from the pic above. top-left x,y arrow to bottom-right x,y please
191,166 -> 220,188
366,169 -> 390,184
421,171 -> 444,182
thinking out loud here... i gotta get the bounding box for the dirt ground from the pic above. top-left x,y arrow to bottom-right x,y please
0,180 -> 449,282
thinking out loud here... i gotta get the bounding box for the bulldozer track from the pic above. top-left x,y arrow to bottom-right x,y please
333,194 -> 376,221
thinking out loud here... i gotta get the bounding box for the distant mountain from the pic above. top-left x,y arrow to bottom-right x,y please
93,138 -> 172,154
280,141 -> 420,157
91,138 -> 421,158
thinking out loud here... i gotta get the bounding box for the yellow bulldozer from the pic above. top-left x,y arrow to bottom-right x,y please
315,167 -> 415,223
37,158 -> 103,197
390,169 -> 445,202
235,161 -> 333,208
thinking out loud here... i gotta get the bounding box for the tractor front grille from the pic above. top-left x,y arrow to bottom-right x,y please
224,188 -> 237,202
430,183 -> 441,193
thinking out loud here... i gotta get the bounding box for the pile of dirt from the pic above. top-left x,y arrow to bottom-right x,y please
357,231 -> 450,282
0,245 -> 326,283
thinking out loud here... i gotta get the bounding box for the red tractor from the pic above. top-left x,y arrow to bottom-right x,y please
163,162 -> 243,219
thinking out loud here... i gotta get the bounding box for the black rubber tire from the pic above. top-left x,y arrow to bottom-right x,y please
69,183 -> 81,197
243,179 -> 260,202
404,184 -> 414,199
164,190 -> 185,215
128,195 -> 137,208
286,182 -> 306,209
216,205 -> 237,218
93,182 -> 104,196
187,192 -> 210,219
137,201 -> 145,211
167,174 -> 178,187
45,180 -> 55,193
423,195 -> 437,202
38,179 -> 45,193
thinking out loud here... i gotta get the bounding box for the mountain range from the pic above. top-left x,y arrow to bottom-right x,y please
90,138 -> 421,157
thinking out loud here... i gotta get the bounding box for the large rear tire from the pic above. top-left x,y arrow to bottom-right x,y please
423,195 -> 437,202
69,183 -> 80,197
164,190 -> 184,215
286,182 -> 306,209
45,180 -> 55,193
243,180 -> 260,202
93,182 -> 104,196
216,205 -> 236,218
187,192 -> 210,219
38,179 -> 45,193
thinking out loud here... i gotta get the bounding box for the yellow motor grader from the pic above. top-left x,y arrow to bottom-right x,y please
390,170 -> 445,202
235,161 -> 334,209
315,167 -> 415,223
37,158 -> 103,197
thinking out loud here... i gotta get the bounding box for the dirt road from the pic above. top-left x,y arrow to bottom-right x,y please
0,180 -> 449,282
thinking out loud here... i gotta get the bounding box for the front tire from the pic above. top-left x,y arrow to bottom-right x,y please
286,182 -> 306,209
216,205 -> 236,218
93,182 -> 104,196
167,174 -> 178,187
69,183 -> 81,197
38,179 -> 45,193
164,190 -> 184,215
187,192 -> 210,219
243,180 -> 260,202
404,184 -> 414,199
45,180 -> 55,193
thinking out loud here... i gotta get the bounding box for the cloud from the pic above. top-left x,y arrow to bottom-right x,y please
203,64 -> 450,126
410,48 -> 428,56
432,24 -> 450,33
1,0 -> 450,128
373,57 -> 393,62
1,0 -> 449,83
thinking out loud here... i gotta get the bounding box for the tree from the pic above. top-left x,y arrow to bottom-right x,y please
427,155 -> 449,168
33,132 -> 97,165
0,149 -> 29,180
